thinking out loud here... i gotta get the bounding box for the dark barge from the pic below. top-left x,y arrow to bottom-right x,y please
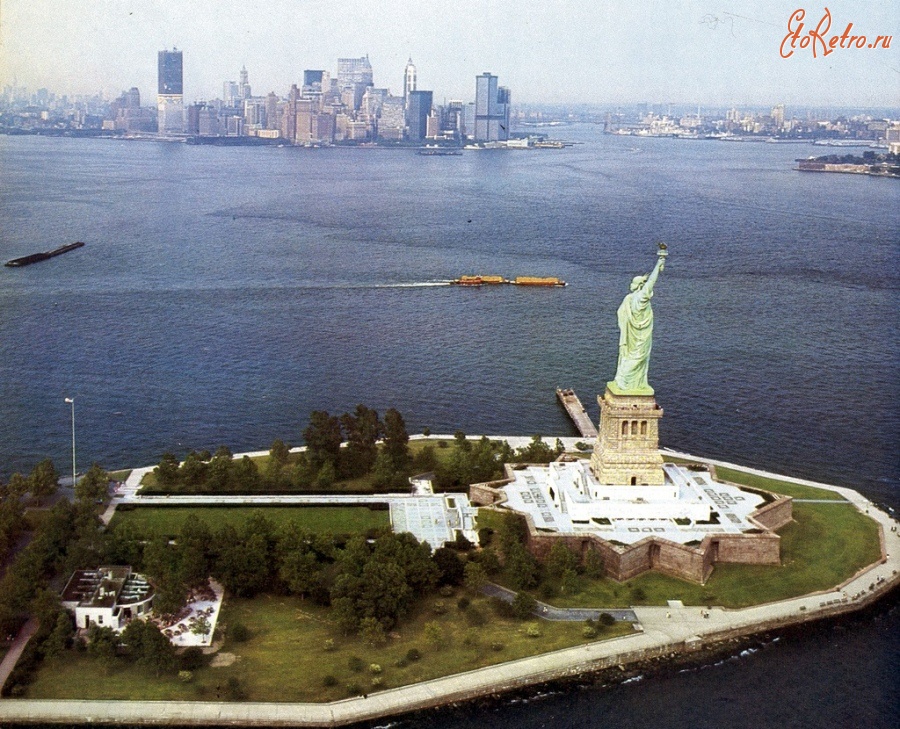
5,241 -> 85,267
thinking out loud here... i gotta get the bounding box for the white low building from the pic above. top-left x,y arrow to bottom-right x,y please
61,566 -> 155,631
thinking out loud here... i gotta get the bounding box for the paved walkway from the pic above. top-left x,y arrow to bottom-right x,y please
0,617 -> 38,694
481,582 -> 637,622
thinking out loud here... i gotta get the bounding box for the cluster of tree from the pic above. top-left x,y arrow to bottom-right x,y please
0,494 -> 108,696
106,511 -> 475,640
478,511 -> 606,598
1,459 -> 60,509
297,406 -> 411,490
153,446 -> 270,493
151,406 -> 416,494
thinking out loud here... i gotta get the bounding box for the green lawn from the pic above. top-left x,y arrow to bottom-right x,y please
26,592 -> 633,702
109,506 -> 390,538
534,502 -> 882,609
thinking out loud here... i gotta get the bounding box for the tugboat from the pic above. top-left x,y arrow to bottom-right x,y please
5,241 -> 85,267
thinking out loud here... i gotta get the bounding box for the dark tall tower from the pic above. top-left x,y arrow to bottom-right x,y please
406,90 -> 432,142
157,50 -> 183,95
157,48 -> 184,134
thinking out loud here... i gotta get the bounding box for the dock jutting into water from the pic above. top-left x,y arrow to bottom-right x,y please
556,387 -> 598,438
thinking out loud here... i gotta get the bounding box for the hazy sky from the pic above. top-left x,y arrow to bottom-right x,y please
1,1 -> 897,107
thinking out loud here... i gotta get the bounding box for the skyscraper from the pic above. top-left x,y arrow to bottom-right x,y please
337,56 -> 373,111
406,90 -> 432,142
157,48 -> 184,134
473,72 -> 510,142
403,58 -> 417,109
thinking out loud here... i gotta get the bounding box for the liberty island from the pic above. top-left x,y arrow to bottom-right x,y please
0,246 -> 896,727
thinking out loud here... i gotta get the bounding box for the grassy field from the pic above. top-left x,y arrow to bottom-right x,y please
26,592 -> 633,702
109,506 -> 390,538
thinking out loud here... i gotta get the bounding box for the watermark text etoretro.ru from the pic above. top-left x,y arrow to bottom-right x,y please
780,8 -> 892,59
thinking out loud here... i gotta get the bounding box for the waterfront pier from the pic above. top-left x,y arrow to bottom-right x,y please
556,387 -> 598,438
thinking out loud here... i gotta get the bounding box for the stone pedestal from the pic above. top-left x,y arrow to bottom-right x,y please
590,383 -> 664,485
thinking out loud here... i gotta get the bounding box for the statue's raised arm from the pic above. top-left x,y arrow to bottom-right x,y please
611,245 -> 668,395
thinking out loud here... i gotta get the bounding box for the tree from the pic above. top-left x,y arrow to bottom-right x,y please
505,541 -> 539,591
359,616 -> 387,647
582,548 -> 605,579
514,435 -> 558,464
560,568 -> 580,595
179,451 -> 208,488
205,447 -> 234,491
433,547 -> 464,586
266,439 -> 291,484
546,542 -> 579,579
423,620 -> 444,649
303,411 -> 343,470
463,561 -> 487,592
87,624 -> 119,673
382,408 -> 410,473
339,405 -> 381,478
511,591 -> 537,620
232,456 -> 261,491
75,462 -> 109,503
154,453 -> 180,489
122,620 -> 176,677
28,459 -> 59,504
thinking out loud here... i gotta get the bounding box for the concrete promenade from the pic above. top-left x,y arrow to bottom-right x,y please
3,443 -> 897,726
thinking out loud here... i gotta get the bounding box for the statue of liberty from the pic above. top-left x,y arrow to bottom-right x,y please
610,245 -> 668,396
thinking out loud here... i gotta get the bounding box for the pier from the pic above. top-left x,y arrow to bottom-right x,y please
556,387 -> 598,438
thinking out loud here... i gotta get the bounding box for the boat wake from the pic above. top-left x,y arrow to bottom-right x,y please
373,281 -> 453,288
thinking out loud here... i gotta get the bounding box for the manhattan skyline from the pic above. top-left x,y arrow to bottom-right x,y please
0,1 -> 897,108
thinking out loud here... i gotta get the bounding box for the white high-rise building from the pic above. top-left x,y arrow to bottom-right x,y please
403,58 -> 417,109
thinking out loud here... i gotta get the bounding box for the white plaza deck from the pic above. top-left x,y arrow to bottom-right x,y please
501,461 -> 767,544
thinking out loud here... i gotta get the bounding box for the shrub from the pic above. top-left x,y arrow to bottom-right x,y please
348,656 -> 365,673
491,642 -> 504,652
406,648 -> 421,662
322,674 -> 338,687
526,625 -> 542,638
346,683 -> 362,697
371,676 -> 383,688
178,670 -> 193,683
437,440 -> 448,449
512,592 -> 538,620
462,629 -> 480,648
457,596 -> 471,611
629,587 -> 647,603
369,663 -> 382,675
179,647 -> 207,671
394,657 -> 408,668
599,612 -> 616,627
230,623 -> 250,642
583,625 -> 598,639
539,583 -> 557,600
323,638 -> 336,652
439,585 -> 455,598
432,600 -> 448,615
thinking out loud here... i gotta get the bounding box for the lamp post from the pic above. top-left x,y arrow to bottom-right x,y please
64,397 -> 76,489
